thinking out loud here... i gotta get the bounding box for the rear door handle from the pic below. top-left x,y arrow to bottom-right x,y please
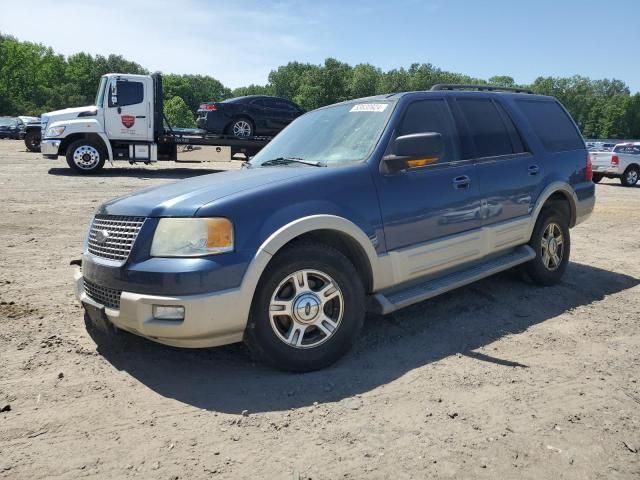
452,175 -> 471,189
528,164 -> 540,175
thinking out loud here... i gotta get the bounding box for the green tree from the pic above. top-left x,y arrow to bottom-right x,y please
164,96 -> 195,128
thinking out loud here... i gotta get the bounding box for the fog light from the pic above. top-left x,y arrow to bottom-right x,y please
152,305 -> 185,321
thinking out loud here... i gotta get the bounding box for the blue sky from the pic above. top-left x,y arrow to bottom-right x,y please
1,0 -> 639,92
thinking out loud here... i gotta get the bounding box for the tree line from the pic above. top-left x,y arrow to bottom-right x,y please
1,33 -> 639,138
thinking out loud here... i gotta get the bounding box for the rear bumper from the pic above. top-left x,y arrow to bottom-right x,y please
74,268 -> 248,348
592,165 -> 622,176
41,139 -> 61,158
574,182 -> 595,226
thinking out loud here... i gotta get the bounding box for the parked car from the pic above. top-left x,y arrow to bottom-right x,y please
74,85 -> 594,372
0,117 -> 24,139
196,95 -> 304,137
591,142 -> 640,186
17,116 -> 42,152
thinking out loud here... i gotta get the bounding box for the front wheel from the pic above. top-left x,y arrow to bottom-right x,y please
620,166 -> 639,187
65,139 -> 106,174
24,130 -> 41,152
524,209 -> 570,286
244,243 -> 365,372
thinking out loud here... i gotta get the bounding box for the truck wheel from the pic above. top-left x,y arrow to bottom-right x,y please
524,208 -> 570,286
620,166 -> 639,187
230,118 -> 253,138
592,173 -> 603,183
65,139 -> 106,174
245,243 -> 365,372
24,130 -> 41,152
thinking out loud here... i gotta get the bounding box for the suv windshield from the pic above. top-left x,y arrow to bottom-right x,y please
249,101 -> 394,167
95,77 -> 108,107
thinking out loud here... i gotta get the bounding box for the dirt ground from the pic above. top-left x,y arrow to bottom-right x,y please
0,139 -> 639,480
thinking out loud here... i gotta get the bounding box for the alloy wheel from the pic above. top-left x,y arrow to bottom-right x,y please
269,269 -> 344,349
540,222 -> 564,271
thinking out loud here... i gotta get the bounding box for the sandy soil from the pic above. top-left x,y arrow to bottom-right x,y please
0,139 -> 639,479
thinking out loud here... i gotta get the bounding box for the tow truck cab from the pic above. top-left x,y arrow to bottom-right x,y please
41,73 -> 269,173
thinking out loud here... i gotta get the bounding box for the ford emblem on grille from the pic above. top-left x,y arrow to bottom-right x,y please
95,229 -> 110,244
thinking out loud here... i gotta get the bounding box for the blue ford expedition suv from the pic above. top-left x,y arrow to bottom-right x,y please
75,84 -> 595,372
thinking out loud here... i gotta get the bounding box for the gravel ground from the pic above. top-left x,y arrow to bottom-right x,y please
0,139 -> 639,479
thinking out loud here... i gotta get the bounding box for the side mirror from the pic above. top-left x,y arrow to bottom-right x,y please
381,132 -> 443,173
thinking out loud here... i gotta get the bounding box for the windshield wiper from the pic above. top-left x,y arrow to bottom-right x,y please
259,157 -> 325,167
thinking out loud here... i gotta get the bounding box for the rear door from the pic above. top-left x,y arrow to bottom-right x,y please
104,78 -> 151,141
451,96 -> 537,226
375,97 -> 482,251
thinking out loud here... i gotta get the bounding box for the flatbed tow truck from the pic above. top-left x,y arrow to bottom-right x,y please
40,73 -> 272,173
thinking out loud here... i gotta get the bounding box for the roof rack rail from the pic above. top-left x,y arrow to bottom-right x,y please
430,84 -> 534,94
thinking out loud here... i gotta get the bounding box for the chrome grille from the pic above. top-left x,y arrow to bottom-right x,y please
87,215 -> 145,261
83,279 -> 122,310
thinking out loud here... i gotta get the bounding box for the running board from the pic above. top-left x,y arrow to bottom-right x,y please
370,245 -> 535,315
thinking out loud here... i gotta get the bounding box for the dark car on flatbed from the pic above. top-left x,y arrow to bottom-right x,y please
196,95 -> 305,137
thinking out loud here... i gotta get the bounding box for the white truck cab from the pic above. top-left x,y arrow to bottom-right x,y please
41,73 -> 268,173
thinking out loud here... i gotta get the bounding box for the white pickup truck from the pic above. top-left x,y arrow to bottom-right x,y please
590,142 -> 640,187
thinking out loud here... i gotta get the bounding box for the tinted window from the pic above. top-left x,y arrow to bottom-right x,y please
110,81 -> 143,107
515,99 -> 584,152
456,98 -> 515,158
397,99 -> 459,163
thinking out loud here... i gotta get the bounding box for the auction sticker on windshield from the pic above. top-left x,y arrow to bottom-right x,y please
350,103 -> 388,112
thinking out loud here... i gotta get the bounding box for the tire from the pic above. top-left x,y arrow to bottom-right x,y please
620,166 -> 639,187
244,242 -> 365,372
65,139 -> 106,174
592,173 -> 603,184
24,130 -> 41,152
230,118 -> 254,138
524,208 -> 570,286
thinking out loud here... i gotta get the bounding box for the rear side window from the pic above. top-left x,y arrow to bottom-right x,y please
455,98 -> 519,158
515,100 -> 584,152
613,145 -> 640,154
397,99 -> 459,164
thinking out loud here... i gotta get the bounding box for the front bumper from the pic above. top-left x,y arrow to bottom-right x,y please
41,139 -> 61,158
74,268 -> 248,348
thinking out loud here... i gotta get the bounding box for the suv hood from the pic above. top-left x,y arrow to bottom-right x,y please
97,167 -> 319,217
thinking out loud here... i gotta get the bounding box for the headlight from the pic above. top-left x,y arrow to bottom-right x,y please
45,126 -> 65,137
150,218 -> 234,257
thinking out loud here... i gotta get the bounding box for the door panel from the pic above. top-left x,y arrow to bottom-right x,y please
104,79 -> 150,141
377,162 -> 481,251
375,98 -> 482,252
451,96 -> 537,226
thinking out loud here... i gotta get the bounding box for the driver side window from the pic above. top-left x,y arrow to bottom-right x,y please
108,81 -> 144,107
396,99 -> 460,164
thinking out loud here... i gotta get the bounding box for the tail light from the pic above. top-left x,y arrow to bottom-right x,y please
199,103 -> 217,111
586,152 -> 593,181
611,155 -> 619,166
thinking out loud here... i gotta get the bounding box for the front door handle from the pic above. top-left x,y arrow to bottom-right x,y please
528,164 -> 540,176
452,175 -> 471,189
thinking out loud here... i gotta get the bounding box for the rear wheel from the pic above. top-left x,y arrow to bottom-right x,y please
24,130 -> 41,152
65,139 -> 106,174
620,166 -> 639,187
230,118 -> 253,138
524,208 -> 570,286
244,243 -> 365,372
592,173 -> 603,183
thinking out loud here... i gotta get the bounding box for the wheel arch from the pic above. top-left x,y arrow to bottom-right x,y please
59,132 -> 112,159
531,182 -> 578,230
